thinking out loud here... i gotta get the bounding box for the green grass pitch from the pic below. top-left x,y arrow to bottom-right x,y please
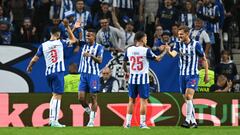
0,126 -> 239,135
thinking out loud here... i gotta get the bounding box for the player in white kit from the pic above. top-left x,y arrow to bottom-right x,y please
123,31 -> 163,129
27,19 -> 76,127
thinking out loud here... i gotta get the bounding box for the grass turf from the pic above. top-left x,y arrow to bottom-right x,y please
0,126 -> 239,135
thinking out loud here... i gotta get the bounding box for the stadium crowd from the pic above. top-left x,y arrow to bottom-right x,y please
0,0 -> 240,92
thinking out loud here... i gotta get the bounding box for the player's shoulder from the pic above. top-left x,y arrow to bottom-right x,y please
95,43 -> 104,49
192,40 -> 201,45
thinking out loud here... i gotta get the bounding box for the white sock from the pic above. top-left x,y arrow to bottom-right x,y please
84,107 -> 91,114
89,111 -> 96,123
190,101 -> 197,124
56,99 -> 61,122
49,97 -> 54,123
49,98 -> 60,123
126,114 -> 132,125
185,100 -> 193,123
140,115 -> 146,125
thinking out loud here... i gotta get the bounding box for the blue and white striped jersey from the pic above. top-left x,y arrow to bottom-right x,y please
197,4 -> 220,33
124,46 -> 156,84
113,0 -> 133,9
173,40 -> 205,76
180,13 -> 196,29
78,42 -> 104,76
36,39 -> 70,76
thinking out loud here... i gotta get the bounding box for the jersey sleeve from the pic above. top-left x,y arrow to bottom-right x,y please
96,45 -> 104,58
195,42 -> 205,57
123,50 -> 128,61
36,45 -> 43,57
202,31 -> 211,44
146,48 -> 157,59
173,42 -> 180,52
60,39 -> 71,48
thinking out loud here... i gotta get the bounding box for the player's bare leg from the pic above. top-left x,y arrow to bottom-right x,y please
78,91 -> 91,114
49,93 -> 65,127
181,88 -> 197,128
87,93 -> 98,127
139,98 -> 149,129
124,97 -> 135,128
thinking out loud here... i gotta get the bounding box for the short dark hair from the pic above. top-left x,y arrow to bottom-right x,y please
87,28 -> 96,35
76,0 -> 84,3
221,50 -> 230,56
100,16 -> 109,21
134,31 -> 146,41
50,27 -> 61,34
171,23 -> 179,28
178,25 -> 190,33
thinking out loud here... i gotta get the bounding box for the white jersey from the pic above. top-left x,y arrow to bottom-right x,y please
124,46 -> 156,84
36,39 -> 70,76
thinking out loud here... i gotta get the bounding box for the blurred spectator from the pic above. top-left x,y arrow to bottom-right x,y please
112,0 -> 134,26
49,0 -> 62,20
232,0 -> 240,49
20,17 -> 37,43
139,0 -> 161,46
96,17 -> 124,52
190,18 -> 211,57
33,0 -> 51,41
49,0 -> 73,20
25,0 -> 34,17
197,0 -> 221,65
42,15 -> 61,41
214,50 -> 239,91
153,25 -> 163,44
0,5 -> 10,22
85,0 -> 111,18
0,20 -> 14,44
155,0 -> 179,31
93,2 -> 112,30
171,24 -> 179,42
222,0 -> 234,47
7,0 -> 27,33
210,74 -> 232,92
74,0 -> 92,42
149,74 -> 158,92
111,10 -> 135,49
196,0 -> 203,11
215,50 -> 238,81
180,0 -> 196,29
64,63 -> 80,93
198,59 -> 215,92
100,67 -> 119,92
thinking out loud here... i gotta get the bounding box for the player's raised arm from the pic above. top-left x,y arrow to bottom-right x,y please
166,45 -> 178,57
63,19 -> 77,44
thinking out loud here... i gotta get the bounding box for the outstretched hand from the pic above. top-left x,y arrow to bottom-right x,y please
63,19 -> 69,27
26,66 -> 32,73
74,19 -> 81,29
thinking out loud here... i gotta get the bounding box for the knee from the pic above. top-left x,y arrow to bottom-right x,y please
52,94 -> 62,100
129,98 -> 135,104
185,94 -> 193,100
90,94 -> 97,103
78,95 -> 85,102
